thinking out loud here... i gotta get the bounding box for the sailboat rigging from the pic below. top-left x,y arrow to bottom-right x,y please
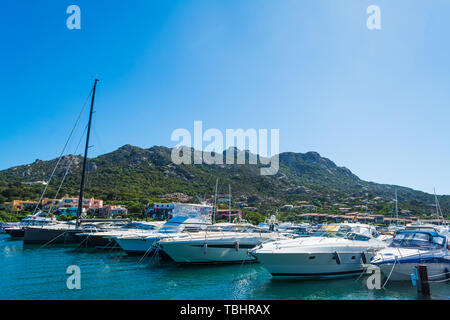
76,79 -> 98,228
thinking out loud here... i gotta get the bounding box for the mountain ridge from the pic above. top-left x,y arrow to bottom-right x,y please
0,144 -> 448,215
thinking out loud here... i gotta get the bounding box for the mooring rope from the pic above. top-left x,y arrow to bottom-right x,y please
428,277 -> 450,283
138,239 -> 158,264
382,257 -> 397,289
40,230 -> 68,248
74,232 -> 91,250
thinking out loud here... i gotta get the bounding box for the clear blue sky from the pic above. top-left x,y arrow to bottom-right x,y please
1,0 -> 450,195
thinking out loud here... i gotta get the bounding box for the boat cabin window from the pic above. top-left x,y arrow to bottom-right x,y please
122,223 -> 158,230
159,226 -> 180,233
389,232 -> 445,249
431,236 -> 445,247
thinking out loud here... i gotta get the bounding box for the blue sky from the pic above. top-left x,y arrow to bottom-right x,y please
1,0 -> 450,195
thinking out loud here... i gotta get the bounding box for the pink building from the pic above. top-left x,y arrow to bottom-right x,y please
216,209 -> 242,219
59,197 -> 103,210
98,205 -> 128,216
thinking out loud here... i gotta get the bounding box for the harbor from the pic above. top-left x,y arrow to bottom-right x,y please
1,233 -> 448,300
1,202 -> 449,300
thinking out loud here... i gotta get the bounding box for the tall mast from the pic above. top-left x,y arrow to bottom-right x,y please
395,189 -> 399,225
213,179 -> 218,224
434,188 -> 445,225
434,188 -> 439,222
228,184 -> 232,223
76,79 -> 99,228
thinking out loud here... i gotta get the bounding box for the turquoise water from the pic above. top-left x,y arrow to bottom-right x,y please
0,234 -> 448,300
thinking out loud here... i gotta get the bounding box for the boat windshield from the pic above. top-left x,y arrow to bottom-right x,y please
389,232 -> 446,249
122,223 -> 157,230
312,231 -> 348,238
158,226 -> 181,233
312,231 -> 372,241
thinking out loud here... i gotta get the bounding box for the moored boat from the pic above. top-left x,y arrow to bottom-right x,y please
251,223 -> 387,279
159,225 -> 285,264
74,221 -> 164,249
5,212 -> 57,239
371,230 -> 450,281
114,203 -> 214,255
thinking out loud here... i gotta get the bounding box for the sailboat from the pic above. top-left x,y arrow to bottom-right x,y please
23,79 -> 102,245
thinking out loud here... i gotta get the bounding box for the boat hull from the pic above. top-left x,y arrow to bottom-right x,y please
5,228 -> 25,238
73,234 -> 120,249
23,227 -> 80,245
115,236 -> 159,255
253,251 -> 368,279
160,238 -> 260,264
377,262 -> 450,281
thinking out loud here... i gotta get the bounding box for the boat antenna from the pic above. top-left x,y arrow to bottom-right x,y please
76,79 -> 99,228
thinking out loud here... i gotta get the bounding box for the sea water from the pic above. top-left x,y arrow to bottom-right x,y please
0,234 -> 448,300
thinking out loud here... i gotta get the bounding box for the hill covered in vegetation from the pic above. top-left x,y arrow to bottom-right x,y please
0,145 -> 448,219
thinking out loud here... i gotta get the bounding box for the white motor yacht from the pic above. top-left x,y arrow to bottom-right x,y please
159,225 -> 285,264
4,212 -> 57,238
114,203 -> 214,255
114,215 -> 211,255
251,223 -> 387,279
371,230 -> 450,281
74,221 -> 164,249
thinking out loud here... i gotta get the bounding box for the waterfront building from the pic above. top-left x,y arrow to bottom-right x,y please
216,209 -> 242,219
146,203 -> 175,220
1,200 -> 38,213
59,197 -> 103,210
56,207 -> 86,216
98,205 -> 128,216
41,198 -> 61,211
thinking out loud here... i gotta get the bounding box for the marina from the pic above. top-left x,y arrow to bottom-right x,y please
1,233 -> 448,300
1,207 -> 449,300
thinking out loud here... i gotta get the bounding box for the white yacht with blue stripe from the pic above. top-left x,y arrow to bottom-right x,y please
371,230 -> 450,281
